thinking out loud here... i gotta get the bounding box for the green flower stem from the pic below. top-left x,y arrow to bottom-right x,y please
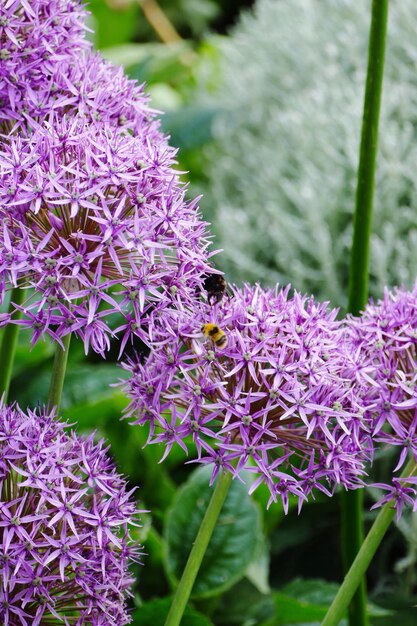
343,2 -> 389,625
164,470 -> 233,626
323,458 -> 417,626
0,287 -> 25,401
47,333 -> 71,413
348,0 -> 389,313
340,490 -> 367,626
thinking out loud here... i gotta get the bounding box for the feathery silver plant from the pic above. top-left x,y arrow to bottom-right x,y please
195,0 -> 417,307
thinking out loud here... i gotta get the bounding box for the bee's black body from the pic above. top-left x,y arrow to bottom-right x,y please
203,273 -> 227,305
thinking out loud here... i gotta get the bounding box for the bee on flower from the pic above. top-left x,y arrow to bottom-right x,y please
123,283 -> 372,511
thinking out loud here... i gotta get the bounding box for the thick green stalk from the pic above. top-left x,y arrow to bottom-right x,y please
343,2 -> 389,625
323,458 -> 417,626
48,333 -> 71,413
0,287 -> 25,401
164,470 -> 233,626
340,489 -> 367,626
348,0 -> 389,312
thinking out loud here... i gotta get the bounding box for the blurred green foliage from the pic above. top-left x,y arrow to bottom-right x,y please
93,0 -> 417,313
184,0 -> 417,309
87,0 -> 255,49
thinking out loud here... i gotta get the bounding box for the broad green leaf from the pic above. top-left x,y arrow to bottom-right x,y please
165,465 -> 262,598
371,590 -> 417,611
271,590 -> 329,624
245,535 -> 270,594
213,578 -> 275,626
88,0 -> 139,49
62,391 -> 128,426
13,362 -> 126,409
161,105 -> 219,150
12,363 -> 51,407
102,42 -> 193,85
373,616 -> 417,626
279,578 -> 390,616
369,605 -> 415,626
14,333 -> 54,374
61,363 -> 128,409
131,597 -> 214,626
261,579 -> 390,625
281,578 -> 340,607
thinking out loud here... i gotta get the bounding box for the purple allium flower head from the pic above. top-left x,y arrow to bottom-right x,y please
0,0 -> 215,355
347,285 -> 417,518
123,284 -> 371,511
0,400 -> 142,625
0,115 -> 214,354
0,1 -> 169,139
0,0 -> 88,126
51,50 -> 166,135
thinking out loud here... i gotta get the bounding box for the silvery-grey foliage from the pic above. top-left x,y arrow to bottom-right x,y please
196,0 -> 417,307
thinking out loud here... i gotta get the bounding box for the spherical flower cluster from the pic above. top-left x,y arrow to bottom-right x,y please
0,0 -> 88,127
347,285 -> 417,518
0,113 -> 214,354
123,284 -> 372,510
0,0 -> 215,355
0,0 -> 174,144
0,0 -> 168,138
0,400 -> 141,625
57,50 -> 164,135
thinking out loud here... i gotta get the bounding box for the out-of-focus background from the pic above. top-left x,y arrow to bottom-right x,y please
87,0 -> 417,311
9,1 -> 417,624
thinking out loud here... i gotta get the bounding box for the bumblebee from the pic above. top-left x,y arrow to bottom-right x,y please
201,323 -> 228,349
202,273 -> 227,305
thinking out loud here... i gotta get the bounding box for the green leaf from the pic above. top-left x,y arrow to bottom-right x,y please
88,0 -> 140,49
131,597 -> 214,626
13,362 -> 126,409
372,614 -> 417,626
11,362 -> 50,407
258,579 -> 341,625
14,332 -> 54,375
281,578 -> 340,606
61,363 -> 128,410
135,525 -> 171,600
165,465 -> 262,598
271,590 -> 329,625
161,105 -> 220,150
279,578 -> 390,617
367,594 -> 414,625
213,578 -> 275,626
260,579 -> 390,625
245,535 -> 270,595
102,42 -> 193,86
